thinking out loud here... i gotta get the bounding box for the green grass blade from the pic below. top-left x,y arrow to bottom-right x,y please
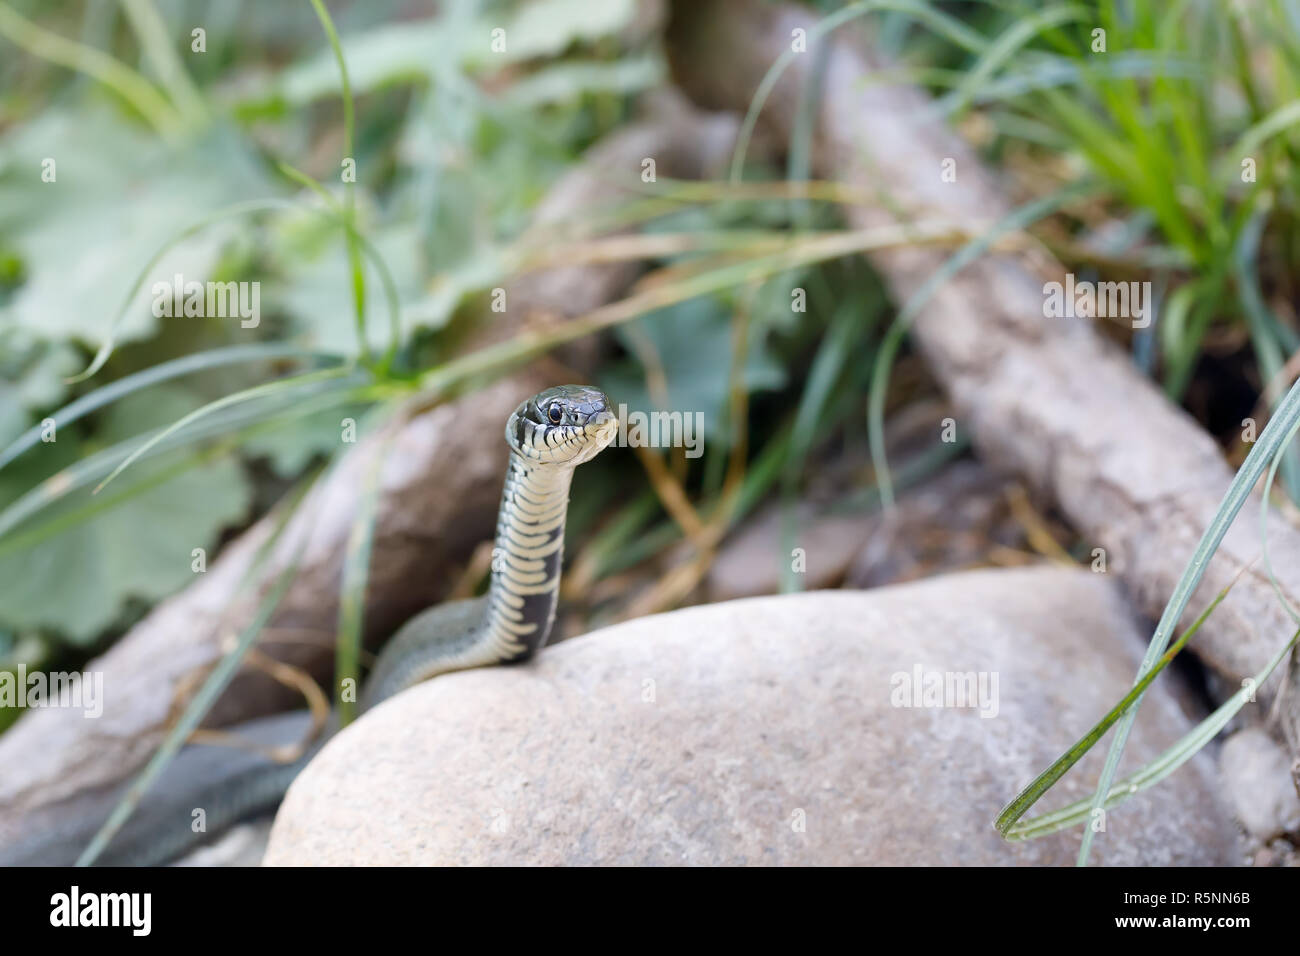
69,185 -> 392,383
945,5 -> 1087,119
75,472 -> 320,866
995,572 -> 1236,835
1258,389 -> 1300,625
728,0 -> 991,183
0,344 -> 341,473
75,561 -> 299,865
120,0 -> 207,125
1007,626 -> 1300,840
925,51 -> 1202,117
0,442 -> 236,561
1157,280 -> 1203,399
69,198 -> 304,383
335,427 -> 393,726
277,161 -> 402,366
0,1 -> 182,137
307,0 -> 369,367
1074,373 -> 1300,865
0,382 -> 366,554
1229,98 -> 1300,167
418,222 -> 1012,400
1233,199 -> 1300,503
92,367 -> 356,495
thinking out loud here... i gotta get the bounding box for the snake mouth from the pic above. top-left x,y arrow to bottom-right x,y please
570,409 -> 618,464
508,385 -> 619,465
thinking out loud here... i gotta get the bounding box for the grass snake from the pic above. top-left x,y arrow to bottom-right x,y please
1,385 -> 618,866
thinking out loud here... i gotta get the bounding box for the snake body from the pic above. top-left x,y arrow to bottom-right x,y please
1,385 -> 617,866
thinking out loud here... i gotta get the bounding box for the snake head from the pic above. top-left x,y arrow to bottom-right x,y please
508,384 -> 618,465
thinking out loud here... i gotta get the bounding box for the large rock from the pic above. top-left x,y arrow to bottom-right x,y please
1219,727 -> 1300,842
265,567 -> 1240,865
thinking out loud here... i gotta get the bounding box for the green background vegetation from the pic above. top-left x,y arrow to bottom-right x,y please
5,0 -> 1300,864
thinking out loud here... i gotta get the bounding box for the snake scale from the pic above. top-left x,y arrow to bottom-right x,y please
1,385 -> 617,866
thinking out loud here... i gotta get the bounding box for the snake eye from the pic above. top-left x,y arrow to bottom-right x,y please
546,403 -> 563,425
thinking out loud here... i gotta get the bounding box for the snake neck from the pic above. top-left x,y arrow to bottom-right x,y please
482,450 -> 576,662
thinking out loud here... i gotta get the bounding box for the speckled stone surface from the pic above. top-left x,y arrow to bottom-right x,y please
1219,727 -> 1300,842
265,567 -> 1240,866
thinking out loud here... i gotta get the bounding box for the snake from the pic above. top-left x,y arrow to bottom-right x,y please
1,385 -> 618,866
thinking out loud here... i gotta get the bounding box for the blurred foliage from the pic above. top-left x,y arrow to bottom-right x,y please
6,0 -> 1299,739
0,0 -> 659,655
882,0 -> 1300,410
0,385 -> 250,640
2,0 -> 1297,869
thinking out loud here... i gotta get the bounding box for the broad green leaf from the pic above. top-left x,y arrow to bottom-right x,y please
489,0 -> 638,65
0,386 -> 251,643
266,20 -> 444,107
257,0 -> 638,108
0,334 -> 81,440
241,400 -> 368,477
0,109 -> 277,348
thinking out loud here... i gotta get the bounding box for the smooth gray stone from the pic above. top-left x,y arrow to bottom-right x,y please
265,567 -> 1240,866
